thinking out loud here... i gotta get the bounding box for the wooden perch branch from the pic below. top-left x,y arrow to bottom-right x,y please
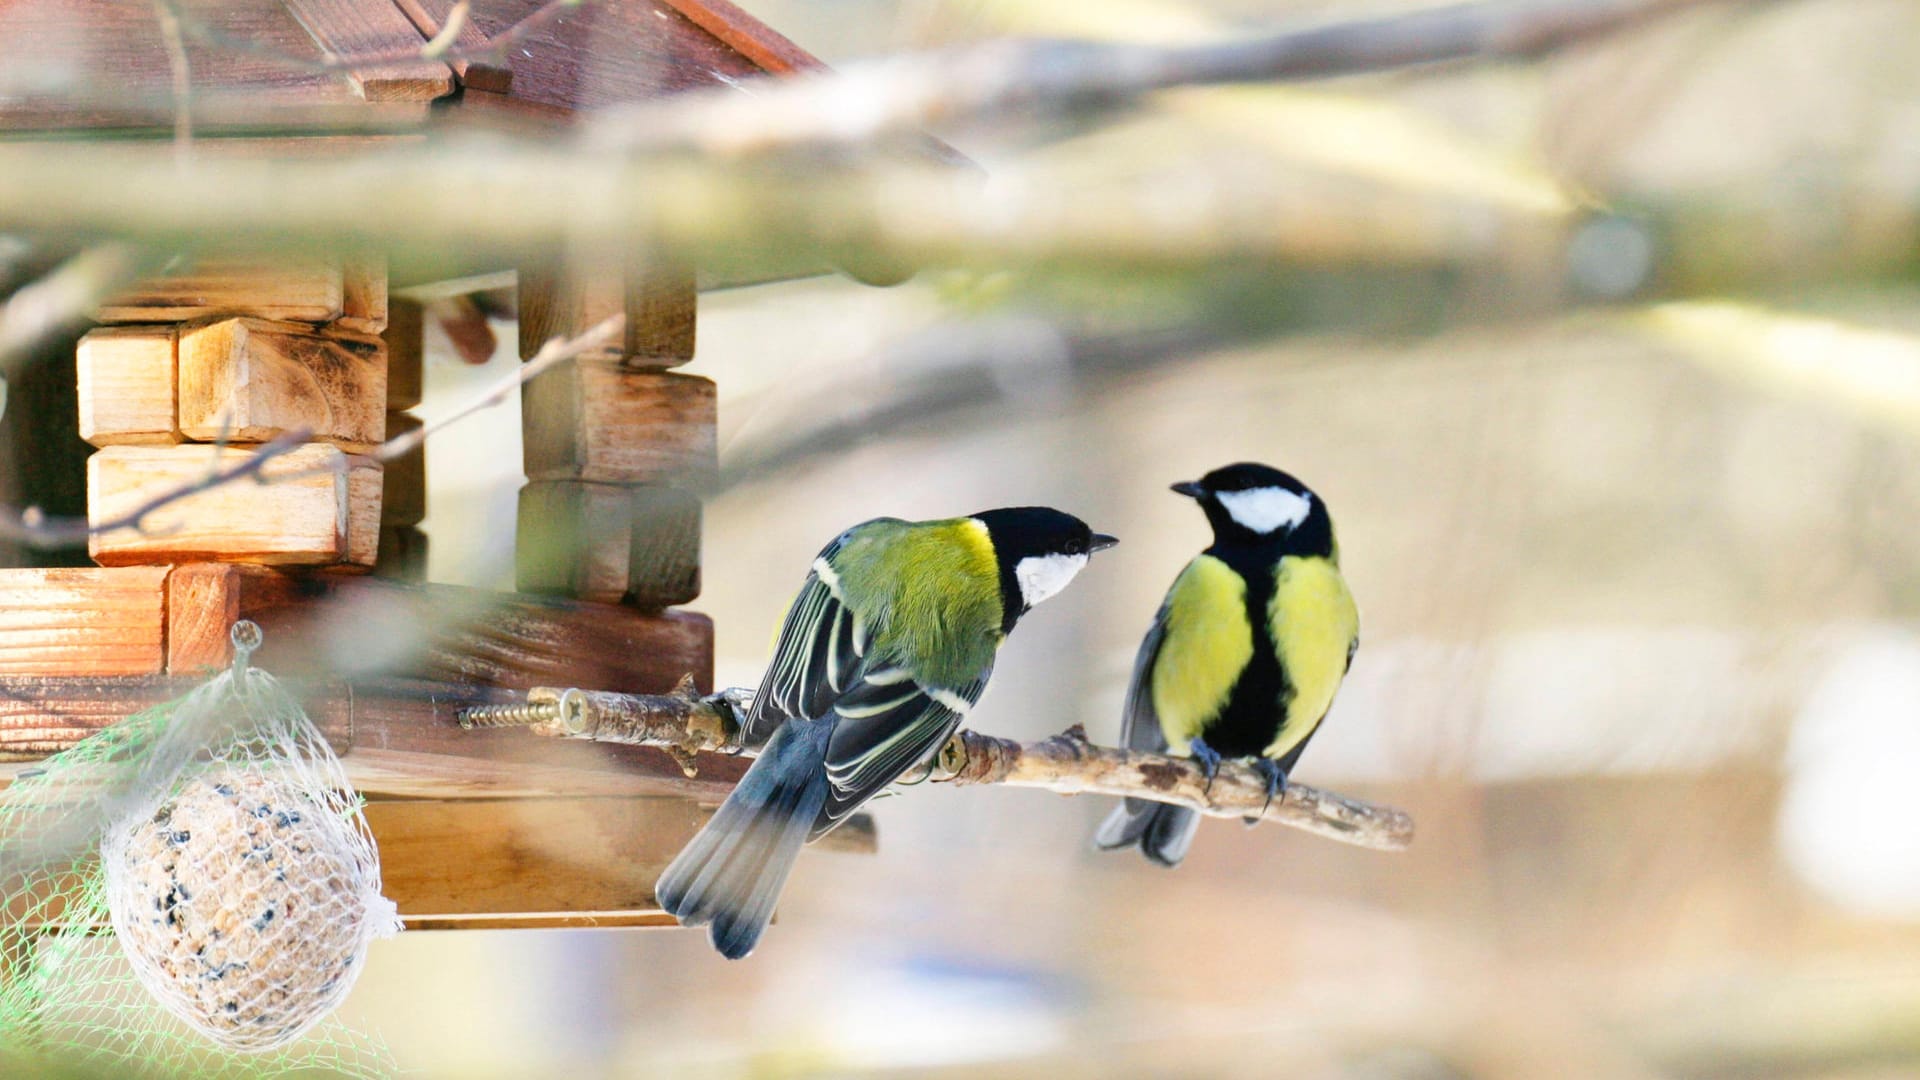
461,684 -> 1415,852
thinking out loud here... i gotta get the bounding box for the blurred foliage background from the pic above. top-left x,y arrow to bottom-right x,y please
12,0 -> 1920,1075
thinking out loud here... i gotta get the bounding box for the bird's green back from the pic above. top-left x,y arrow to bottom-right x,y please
825,518 -> 1005,690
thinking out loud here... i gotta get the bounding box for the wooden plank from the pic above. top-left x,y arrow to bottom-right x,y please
416,0 -> 763,115
370,795 -> 702,923
0,568 -> 168,677
658,0 -> 828,74
629,484 -> 701,608
390,0 -> 513,92
177,318 -> 387,451
383,298 -> 425,411
282,0 -> 454,102
156,566 -> 713,694
75,326 -> 181,447
518,258 -> 696,367
346,456 -> 384,568
381,413 -> 426,526
87,443 -> 358,566
374,525 -> 429,581
628,260 -> 697,366
95,257 -> 345,325
0,675 -> 746,802
516,480 -> 634,604
522,364 -> 716,484
0,2 -> 428,134
167,563 -> 243,674
338,251 -> 389,334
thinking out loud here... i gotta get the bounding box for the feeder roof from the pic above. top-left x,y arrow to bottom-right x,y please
0,0 -> 846,134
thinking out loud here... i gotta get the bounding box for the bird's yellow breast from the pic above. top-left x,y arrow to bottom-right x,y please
1265,554 -> 1358,760
1151,555 -> 1253,753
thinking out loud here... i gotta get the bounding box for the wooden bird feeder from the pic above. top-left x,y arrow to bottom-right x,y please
0,0 -> 941,931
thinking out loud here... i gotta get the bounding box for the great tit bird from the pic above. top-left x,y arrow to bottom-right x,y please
1095,463 -> 1357,867
658,507 -> 1117,958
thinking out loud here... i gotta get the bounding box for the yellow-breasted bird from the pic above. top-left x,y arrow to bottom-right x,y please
1095,463 -> 1358,867
658,507 -> 1117,958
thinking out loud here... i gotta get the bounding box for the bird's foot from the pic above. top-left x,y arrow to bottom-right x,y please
1190,736 -> 1224,794
1243,759 -> 1289,826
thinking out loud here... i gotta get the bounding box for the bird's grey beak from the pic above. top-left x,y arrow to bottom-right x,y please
1090,533 -> 1119,553
1170,481 -> 1205,499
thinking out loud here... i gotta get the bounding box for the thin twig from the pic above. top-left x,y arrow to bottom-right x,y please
0,429 -> 312,549
586,0 -> 1732,155
150,0 -> 193,167
419,1 -> 472,60
464,685 -> 1415,851
367,312 -> 623,466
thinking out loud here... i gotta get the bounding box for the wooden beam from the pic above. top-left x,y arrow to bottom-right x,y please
374,525 -> 429,582
0,674 -> 743,800
522,364 -> 716,484
95,258 -> 345,325
177,318 -> 387,452
87,444 -> 366,567
659,0 -> 828,75
154,566 -> 714,693
382,298 -> 425,411
381,413 -> 426,526
518,258 -> 696,368
75,326 -> 181,447
518,481 -> 701,607
338,251 -> 389,334
282,0 -> 456,102
0,568 -> 168,677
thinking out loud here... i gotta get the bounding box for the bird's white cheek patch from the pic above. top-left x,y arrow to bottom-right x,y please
1216,487 -> 1312,534
1015,553 -> 1089,608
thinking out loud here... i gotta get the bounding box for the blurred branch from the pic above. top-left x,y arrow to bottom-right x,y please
590,0 -> 1738,155
0,243 -> 148,378
460,685 -> 1416,852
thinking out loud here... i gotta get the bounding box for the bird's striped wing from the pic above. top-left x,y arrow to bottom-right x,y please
816,671 -> 987,837
1118,601 -> 1172,757
741,537 -> 869,747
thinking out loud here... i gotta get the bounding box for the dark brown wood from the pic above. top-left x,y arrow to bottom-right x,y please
382,413 -> 426,526
0,2 -> 428,133
383,297 -> 425,410
282,0 -> 454,101
162,567 -> 714,694
374,525 -> 429,581
627,260 -> 697,366
522,364 -> 717,484
390,0 -> 514,92
417,0 -> 763,115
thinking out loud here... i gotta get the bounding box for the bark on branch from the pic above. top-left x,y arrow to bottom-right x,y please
462,683 -> 1415,852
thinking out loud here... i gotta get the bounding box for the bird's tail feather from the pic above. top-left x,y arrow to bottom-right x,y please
656,720 -> 832,959
1094,797 -> 1199,868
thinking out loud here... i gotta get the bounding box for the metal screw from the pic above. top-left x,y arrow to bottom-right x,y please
457,701 -> 561,730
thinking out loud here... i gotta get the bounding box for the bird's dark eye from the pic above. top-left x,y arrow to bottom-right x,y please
1066,539 -> 1085,555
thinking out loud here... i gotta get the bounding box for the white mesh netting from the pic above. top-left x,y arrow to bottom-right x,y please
0,620 -> 401,1077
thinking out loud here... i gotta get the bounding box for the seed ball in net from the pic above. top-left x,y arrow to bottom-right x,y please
106,766 -> 384,1052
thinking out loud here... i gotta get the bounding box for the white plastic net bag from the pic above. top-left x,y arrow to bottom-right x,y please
101,620 -> 402,1052
0,620 -> 401,1077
